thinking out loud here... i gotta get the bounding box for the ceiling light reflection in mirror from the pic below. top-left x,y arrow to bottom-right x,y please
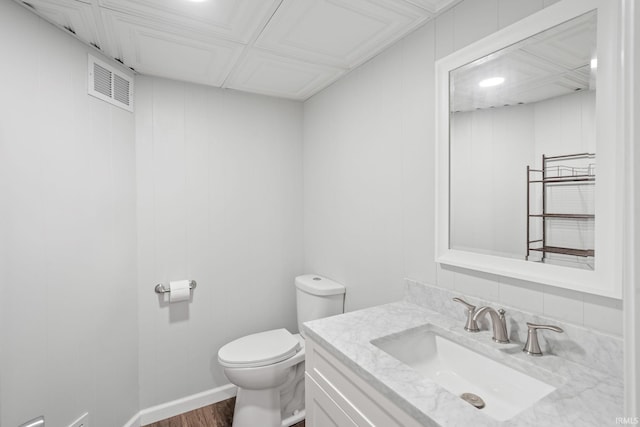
478,77 -> 505,88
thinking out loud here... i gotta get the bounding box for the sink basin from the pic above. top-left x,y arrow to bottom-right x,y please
371,326 -> 557,421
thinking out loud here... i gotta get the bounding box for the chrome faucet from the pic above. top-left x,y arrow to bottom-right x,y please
472,307 -> 510,343
522,322 -> 564,356
452,297 -> 480,332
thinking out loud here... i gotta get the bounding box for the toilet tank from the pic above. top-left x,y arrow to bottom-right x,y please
295,274 -> 345,338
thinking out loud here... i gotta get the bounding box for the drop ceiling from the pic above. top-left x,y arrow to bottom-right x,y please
16,0 -> 460,100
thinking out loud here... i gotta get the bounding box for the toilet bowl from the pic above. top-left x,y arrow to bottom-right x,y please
218,274 -> 345,427
219,329 -> 305,427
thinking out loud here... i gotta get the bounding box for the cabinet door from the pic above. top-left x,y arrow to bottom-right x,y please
305,337 -> 425,427
305,373 -> 358,427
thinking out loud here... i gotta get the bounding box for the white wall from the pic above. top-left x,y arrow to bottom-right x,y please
634,0 -> 640,414
303,0 -> 622,335
135,77 -> 304,408
623,0 -> 640,415
0,2 -> 138,426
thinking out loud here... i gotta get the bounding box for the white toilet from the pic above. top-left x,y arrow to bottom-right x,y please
218,274 -> 345,427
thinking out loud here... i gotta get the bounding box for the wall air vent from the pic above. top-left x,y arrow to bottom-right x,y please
88,55 -> 133,112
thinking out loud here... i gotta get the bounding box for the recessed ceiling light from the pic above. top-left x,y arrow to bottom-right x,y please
479,77 -> 505,88
590,58 -> 598,69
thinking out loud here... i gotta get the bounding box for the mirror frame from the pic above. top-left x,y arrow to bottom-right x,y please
435,0 -> 623,298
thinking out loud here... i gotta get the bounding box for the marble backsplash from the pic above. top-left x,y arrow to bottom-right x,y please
405,279 -> 624,378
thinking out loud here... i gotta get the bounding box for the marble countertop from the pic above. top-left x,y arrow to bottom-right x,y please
303,300 -> 623,427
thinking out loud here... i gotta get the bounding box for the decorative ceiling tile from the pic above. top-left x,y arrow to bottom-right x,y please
225,49 -> 345,100
97,0 -> 281,44
450,12 -> 596,112
254,0 -> 431,68
522,17 -> 596,71
15,0 -> 453,100
19,0 -> 103,49
403,0 -> 462,14
101,10 -> 244,86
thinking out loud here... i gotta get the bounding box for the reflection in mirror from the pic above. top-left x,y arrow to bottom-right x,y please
449,11 -> 597,270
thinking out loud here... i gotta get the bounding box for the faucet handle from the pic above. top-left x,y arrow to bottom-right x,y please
523,322 -> 564,356
453,297 -> 480,332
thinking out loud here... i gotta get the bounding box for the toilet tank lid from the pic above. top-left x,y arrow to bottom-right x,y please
295,274 -> 345,296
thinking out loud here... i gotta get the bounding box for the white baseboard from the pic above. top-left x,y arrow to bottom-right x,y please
123,412 -> 141,427
137,384 -> 237,426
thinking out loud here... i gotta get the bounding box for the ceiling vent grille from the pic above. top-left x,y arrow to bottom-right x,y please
88,55 -> 133,112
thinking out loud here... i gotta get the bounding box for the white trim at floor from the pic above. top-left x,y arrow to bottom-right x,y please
123,384 -> 238,427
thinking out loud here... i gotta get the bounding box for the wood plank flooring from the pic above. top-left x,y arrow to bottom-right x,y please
143,397 -> 305,427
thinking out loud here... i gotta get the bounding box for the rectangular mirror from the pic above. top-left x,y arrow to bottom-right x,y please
436,0 -> 622,298
450,10 -> 596,269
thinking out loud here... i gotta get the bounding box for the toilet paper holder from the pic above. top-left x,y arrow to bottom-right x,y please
154,280 -> 197,294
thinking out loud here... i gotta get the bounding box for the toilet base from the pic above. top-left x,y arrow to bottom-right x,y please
231,362 -> 305,427
223,334 -> 306,427
232,387 -> 282,427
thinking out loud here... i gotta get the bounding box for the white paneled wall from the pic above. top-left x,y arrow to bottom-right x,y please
624,0 -> 640,414
0,1 -> 138,427
303,34 -> 408,311
303,0 -> 622,335
135,77 -> 304,408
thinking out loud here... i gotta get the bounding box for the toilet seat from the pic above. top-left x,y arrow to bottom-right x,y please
218,328 -> 301,369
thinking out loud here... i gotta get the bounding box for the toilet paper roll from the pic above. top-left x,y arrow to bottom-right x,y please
169,280 -> 190,303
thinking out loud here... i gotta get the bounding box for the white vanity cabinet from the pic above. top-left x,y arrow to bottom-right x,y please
305,337 -> 425,427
